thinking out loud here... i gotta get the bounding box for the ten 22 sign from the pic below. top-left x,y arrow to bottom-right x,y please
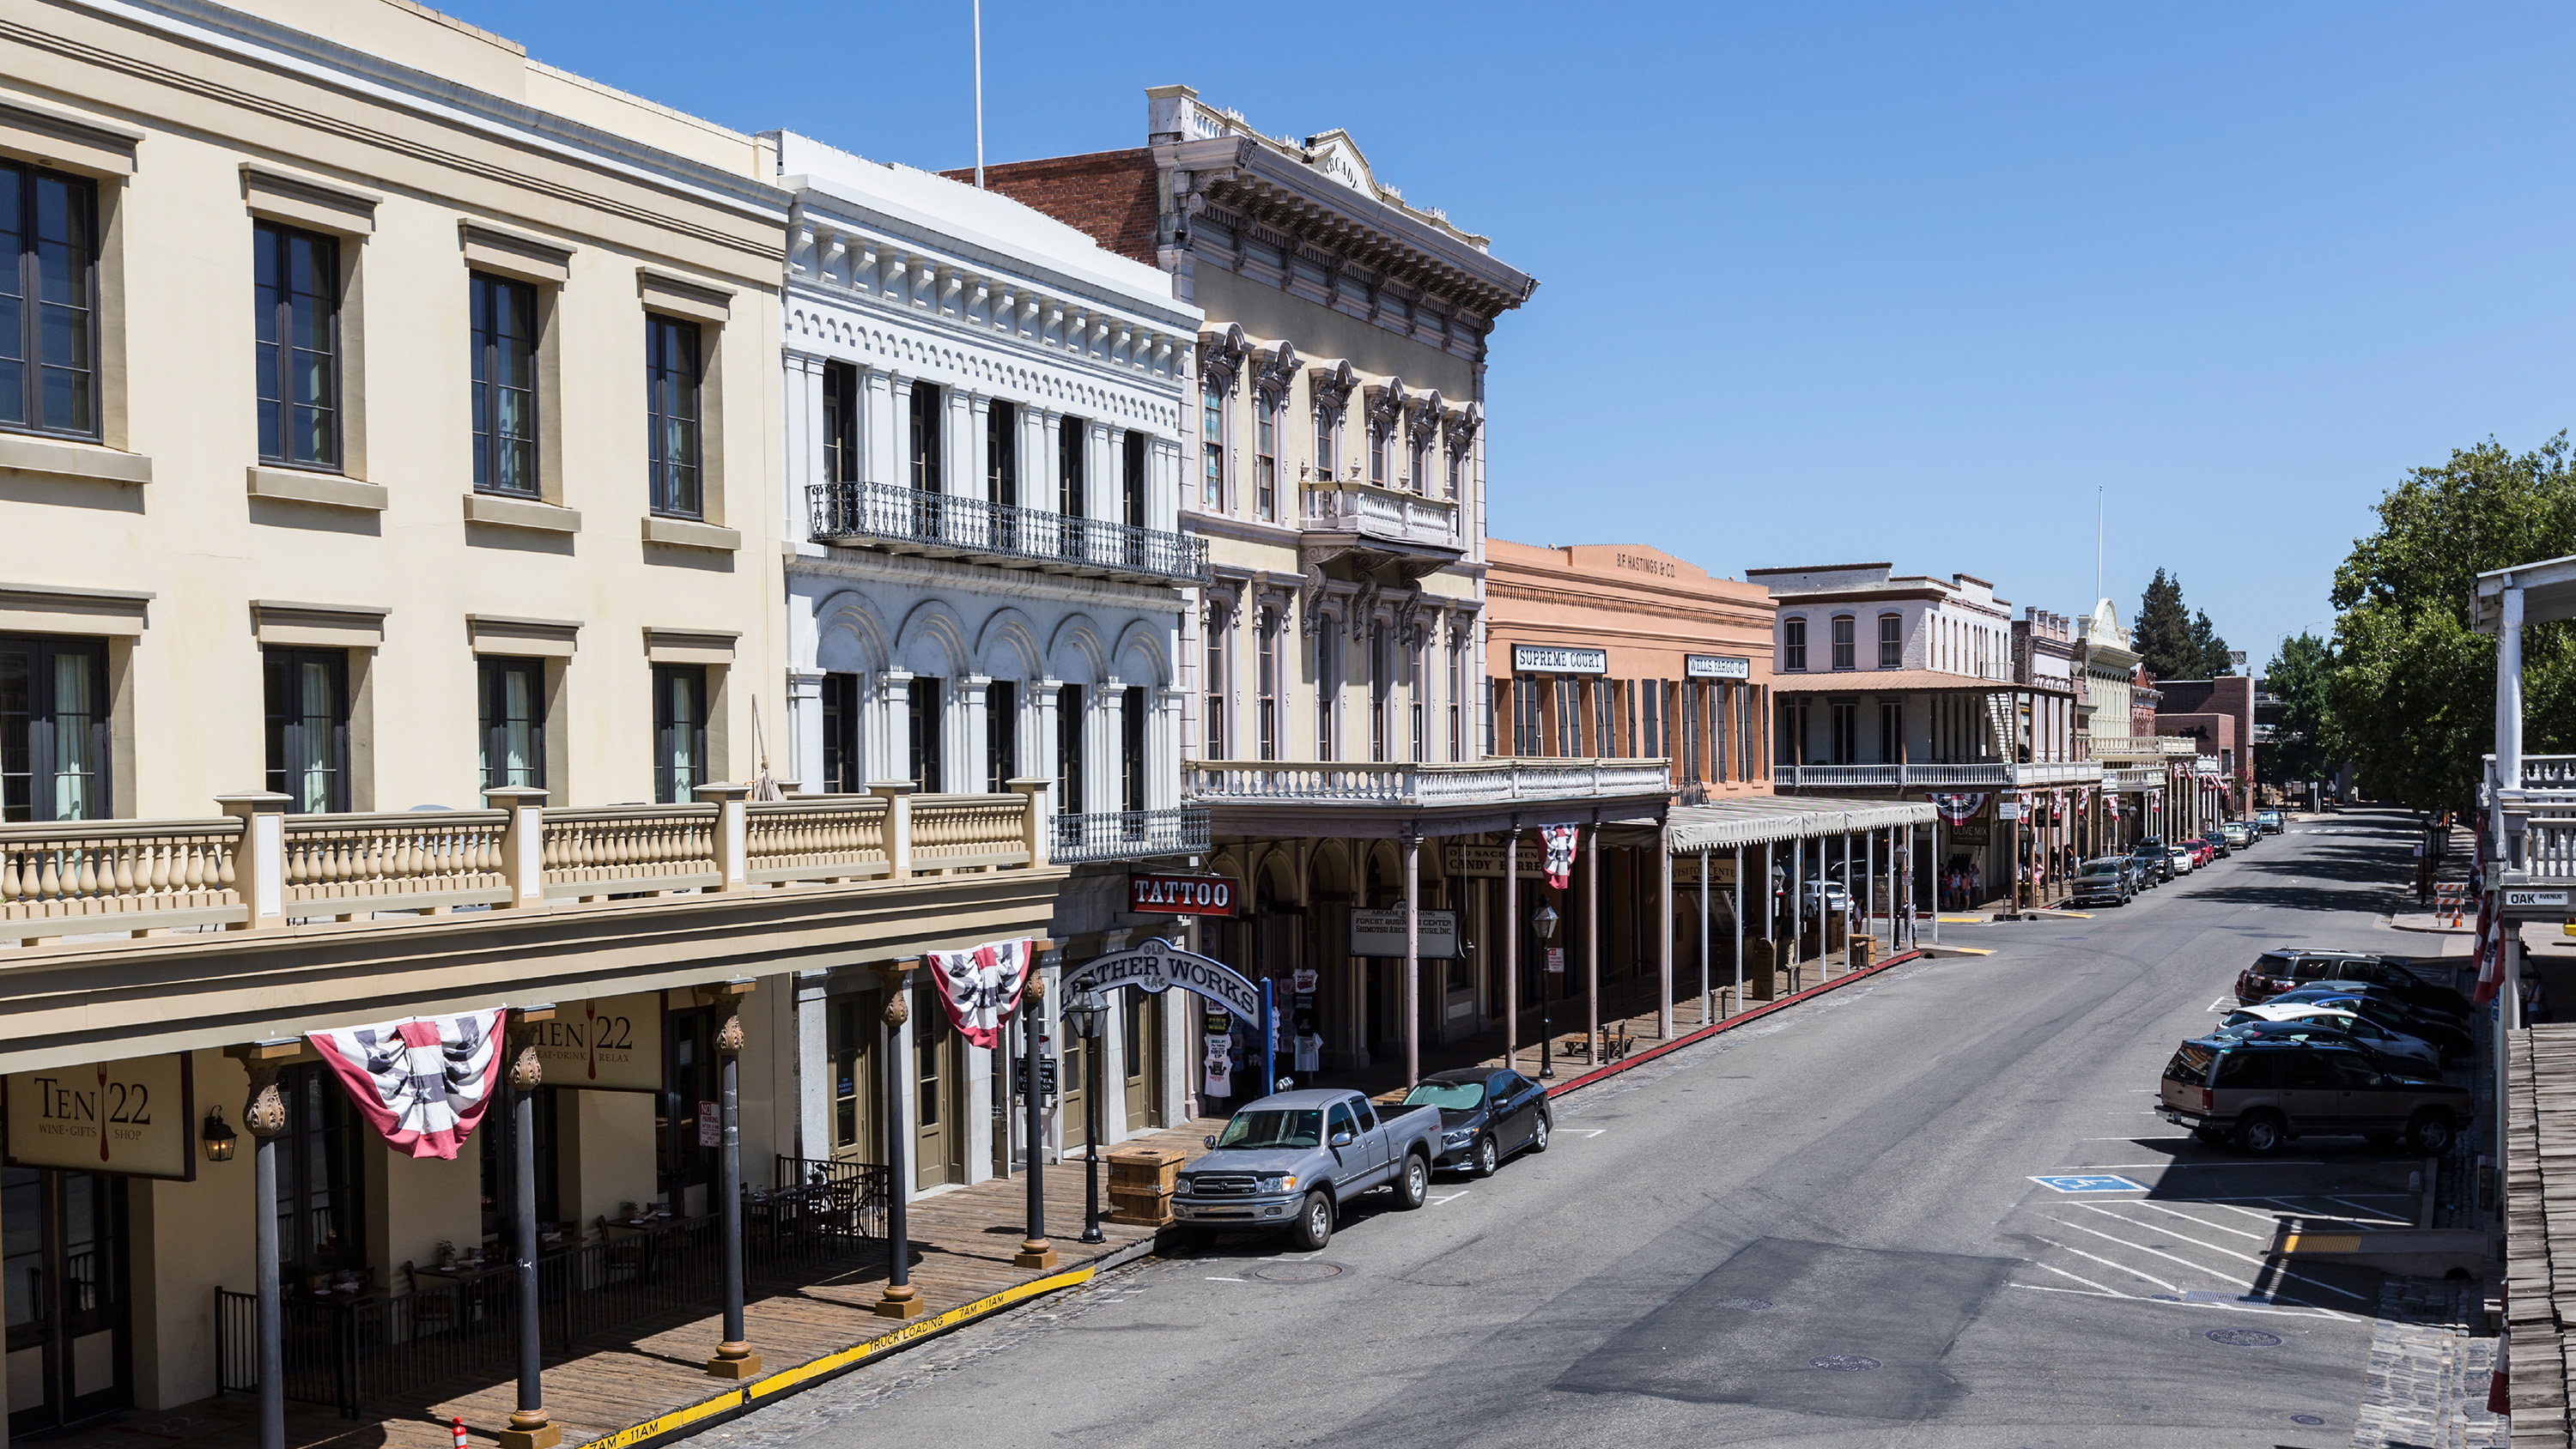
5,1053 -> 195,1179
529,994 -> 663,1091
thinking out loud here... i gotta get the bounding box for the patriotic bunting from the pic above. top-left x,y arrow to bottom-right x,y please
1540,824 -> 1580,889
927,937 -> 1036,1049
307,1009 -> 507,1160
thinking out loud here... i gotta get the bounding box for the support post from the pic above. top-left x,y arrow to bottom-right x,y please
873,972 -> 922,1319
696,784 -> 751,890
484,787 -> 549,908
1081,997 -> 1103,1244
1015,973 -> 1056,1270
1503,824 -> 1521,1074
227,1042 -> 297,1449
1583,822 -> 1600,1066
1791,836 -> 1804,992
1731,846 -> 1744,1013
705,982 -> 761,1379
1698,849 -> 1711,1025
1402,828 -> 1421,1087
1656,840 -> 1673,1039
214,792 -> 292,931
869,780 -> 916,880
502,1009 -> 561,1445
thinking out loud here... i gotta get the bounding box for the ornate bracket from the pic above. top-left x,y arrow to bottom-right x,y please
1299,562 -> 1330,639
1200,322 -> 1249,394
1253,341 -> 1300,407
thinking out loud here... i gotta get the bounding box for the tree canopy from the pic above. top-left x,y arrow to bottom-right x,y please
2135,568 -> 2234,680
2322,433 -> 2576,811
2263,632 -> 2333,784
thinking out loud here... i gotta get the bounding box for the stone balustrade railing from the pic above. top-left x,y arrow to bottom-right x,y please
1185,759 -> 1673,807
0,782 -> 1042,949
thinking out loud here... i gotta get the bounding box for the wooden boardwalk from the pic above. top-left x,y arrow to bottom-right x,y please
58,1117 -> 1225,1449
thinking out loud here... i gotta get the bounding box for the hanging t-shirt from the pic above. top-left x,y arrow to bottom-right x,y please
1293,1032 -> 1323,1073
1203,1032 -> 1233,1097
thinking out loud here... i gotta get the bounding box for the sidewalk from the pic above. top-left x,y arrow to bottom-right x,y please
53,1117 -> 1223,1449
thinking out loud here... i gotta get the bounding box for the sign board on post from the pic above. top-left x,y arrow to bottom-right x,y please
1510,644 -> 1608,676
529,993 -> 662,1091
1445,841 -> 1543,877
4,1053 -> 195,1180
1996,803 -> 2023,822
1546,948 -> 1566,973
696,1100 -> 721,1148
1127,872 -> 1237,917
2506,888 -> 2571,910
1685,655 -> 1752,681
1348,908 -> 1460,959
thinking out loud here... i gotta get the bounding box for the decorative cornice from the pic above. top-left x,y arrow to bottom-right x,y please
1200,322 -> 1248,392
1309,360 -> 1357,416
1252,339 -> 1300,405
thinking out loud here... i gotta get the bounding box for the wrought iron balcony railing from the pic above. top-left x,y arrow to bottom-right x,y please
1048,808 -> 1212,864
808,481 -> 1208,585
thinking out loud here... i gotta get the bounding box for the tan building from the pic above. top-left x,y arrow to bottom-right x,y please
0,1 -> 1065,1435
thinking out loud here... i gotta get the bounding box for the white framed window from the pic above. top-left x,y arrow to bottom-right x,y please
1200,378 -> 1225,508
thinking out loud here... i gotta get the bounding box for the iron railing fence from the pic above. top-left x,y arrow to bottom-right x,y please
808,481 -> 1208,585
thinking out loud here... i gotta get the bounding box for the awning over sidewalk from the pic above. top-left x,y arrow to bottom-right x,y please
1665,795 -> 1937,853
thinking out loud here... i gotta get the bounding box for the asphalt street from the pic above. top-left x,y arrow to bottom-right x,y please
702,810 -> 2435,1449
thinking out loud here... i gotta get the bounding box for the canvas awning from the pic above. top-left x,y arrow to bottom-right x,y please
1665,795 -> 1937,853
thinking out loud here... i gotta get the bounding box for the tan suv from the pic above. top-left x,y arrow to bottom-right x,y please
2160,1036 -> 2468,1155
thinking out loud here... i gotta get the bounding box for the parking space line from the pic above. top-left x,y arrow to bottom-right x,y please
2108,1199 -> 2272,1242
2320,1194 -> 2411,1224
2031,1259 -> 2127,1296
2074,1204 -> 2372,1306
2046,1216 -> 2239,1285
1429,1191 -> 1470,1206
2032,1232 -> 2184,1294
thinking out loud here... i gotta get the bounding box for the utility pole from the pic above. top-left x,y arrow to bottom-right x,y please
970,0 -> 985,188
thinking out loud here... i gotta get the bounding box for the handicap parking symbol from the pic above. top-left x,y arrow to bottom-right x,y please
2029,1174 -> 2148,1193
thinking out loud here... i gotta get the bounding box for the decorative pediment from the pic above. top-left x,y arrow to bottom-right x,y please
1253,340 -> 1301,405
1442,402 -> 1483,452
1302,130 -> 1378,198
1406,389 -> 1444,448
1309,359 -> 1358,416
1363,378 -> 1408,433
1200,322 -> 1249,392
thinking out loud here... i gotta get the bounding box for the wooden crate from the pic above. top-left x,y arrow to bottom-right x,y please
1106,1145 -> 1184,1194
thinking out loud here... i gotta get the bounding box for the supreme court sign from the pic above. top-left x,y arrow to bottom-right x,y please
527,992 -> 662,1090
1511,644 -> 1608,676
1128,872 -> 1237,917
4,1053 -> 195,1179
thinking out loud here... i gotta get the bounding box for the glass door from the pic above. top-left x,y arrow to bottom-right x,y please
1122,989 -> 1165,1130
4,1168 -> 128,1435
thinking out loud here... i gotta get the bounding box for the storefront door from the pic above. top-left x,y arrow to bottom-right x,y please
3,1168 -> 128,1434
1122,990 -> 1165,1130
1060,1022 -> 1088,1150
911,986 -> 961,1189
827,992 -> 879,1164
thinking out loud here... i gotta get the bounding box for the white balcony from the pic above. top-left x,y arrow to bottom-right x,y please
1298,479 -> 1461,555
1188,757 -> 1671,808
1771,761 -> 2105,791
2087,734 -> 2200,761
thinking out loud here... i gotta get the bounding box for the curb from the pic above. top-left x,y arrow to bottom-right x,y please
1542,947 -> 1925,1099
577,1234 -> 1164,1449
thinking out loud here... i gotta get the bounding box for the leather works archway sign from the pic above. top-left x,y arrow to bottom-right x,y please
1066,938 -> 1261,1021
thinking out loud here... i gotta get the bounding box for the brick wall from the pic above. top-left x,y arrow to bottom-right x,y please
940,150 -> 1160,265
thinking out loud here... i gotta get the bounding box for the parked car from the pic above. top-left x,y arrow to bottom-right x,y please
2221,821 -> 2256,849
2168,846 -> 2196,876
2193,837 -> 2220,864
2210,1016 -> 2414,1072
2159,1036 -> 2470,1155
2120,856 -> 2154,893
2235,949 -> 2472,1016
2269,984 -> 2473,1063
2197,833 -> 2229,861
2132,845 -> 2174,883
1801,878 -> 1854,917
2257,809 -> 2285,834
1396,1068 -> 1552,1177
1174,1088 -> 1443,1248
2223,1003 -> 2441,1068
2070,858 -> 2133,906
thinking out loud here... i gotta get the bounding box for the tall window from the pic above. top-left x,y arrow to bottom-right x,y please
1552,679 -> 1577,757
821,672 -> 860,792
1315,631 -> 1338,761
1200,378 -> 1224,507
275,1067 -> 365,1275
0,635 -> 106,822
1448,634 -> 1467,761
986,397 -> 1016,505
1369,420 -> 1388,486
1123,430 -> 1147,528
1255,609 -> 1279,761
1783,700 -> 1809,765
1679,683 -> 1698,778
469,273 -> 538,494
1059,416 -> 1085,517
1444,446 -> 1461,500
1121,685 -> 1146,813
1598,682 -> 1618,763
1879,700 -> 1902,763
1513,676 -> 1540,757
1641,679 -> 1662,760
477,657 -> 544,790
908,381 -> 942,491
1783,617 -> 1807,671
823,362 -> 859,487
1254,395 -> 1278,520
1410,434 -> 1431,494
1878,613 -> 1902,670
1057,683 -> 1084,815
1831,701 -> 1857,765
254,221 -> 339,469
1203,606 -> 1228,759
907,676 -> 943,790
0,164 -> 97,438
264,648 -> 349,814
645,315 -> 702,517
1411,642 -> 1428,762
1368,622 -> 1390,763
985,681 -> 1017,792
1831,616 -> 1856,670
1313,403 -> 1336,481
651,664 -> 706,804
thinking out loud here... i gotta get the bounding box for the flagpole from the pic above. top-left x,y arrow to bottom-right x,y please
970,0 -> 985,188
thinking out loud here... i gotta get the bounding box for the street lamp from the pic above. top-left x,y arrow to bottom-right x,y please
1533,902 -> 1558,1079
1064,987 -> 1107,1245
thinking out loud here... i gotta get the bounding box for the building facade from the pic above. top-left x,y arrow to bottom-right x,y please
971,88 -> 1670,1092
765,130 -> 1207,1188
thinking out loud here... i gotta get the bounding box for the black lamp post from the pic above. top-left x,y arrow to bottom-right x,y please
1533,901 -> 1558,1079
1065,987 -> 1107,1245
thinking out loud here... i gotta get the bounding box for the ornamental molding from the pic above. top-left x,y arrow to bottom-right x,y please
1253,340 -> 1301,406
1406,389 -> 1445,450
1200,322 -> 1249,392
1442,402 -> 1483,453
1309,360 -> 1358,417
1363,378 -> 1408,434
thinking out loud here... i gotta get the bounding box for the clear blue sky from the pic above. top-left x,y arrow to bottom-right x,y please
448,1 -> 2576,667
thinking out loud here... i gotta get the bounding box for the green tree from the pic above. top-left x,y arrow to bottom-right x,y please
2188,609 -> 2235,677
2136,569 -> 2195,680
2324,433 -> 2576,811
2263,633 -> 2334,783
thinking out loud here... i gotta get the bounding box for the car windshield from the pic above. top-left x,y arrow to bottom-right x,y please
1400,1081 -> 1485,1111
1214,1109 -> 1322,1150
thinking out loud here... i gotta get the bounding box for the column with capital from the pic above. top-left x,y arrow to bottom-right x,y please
228,1042 -> 297,1449
705,982 -> 762,1379
502,1009 -> 561,1443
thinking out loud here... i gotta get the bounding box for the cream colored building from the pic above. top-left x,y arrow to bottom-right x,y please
0,0 -> 1064,1434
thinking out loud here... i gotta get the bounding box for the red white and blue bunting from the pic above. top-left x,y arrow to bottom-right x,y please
927,937 -> 1036,1049
307,1009 -> 506,1161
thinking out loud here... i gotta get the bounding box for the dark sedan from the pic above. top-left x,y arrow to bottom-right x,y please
1397,1067 -> 1553,1177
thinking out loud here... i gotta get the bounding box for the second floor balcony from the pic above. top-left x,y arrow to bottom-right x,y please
1188,757 -> 1672,808
809,481 -> 1208,585
1771,761 -> 2105,791
1049,808 -> 1213,864
2087,733 -> 2202,761
1298,477 -> 1462,559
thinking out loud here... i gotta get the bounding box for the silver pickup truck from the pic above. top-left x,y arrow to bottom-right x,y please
1171,1088 -> 1442,1249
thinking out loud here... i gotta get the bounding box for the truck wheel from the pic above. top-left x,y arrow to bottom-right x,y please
1530,1112 -> 1552,1154
2407,1110 -> 2455,1155
1393,1151 -> 1429,1210
1291,1191 -> 1333,1251
1471,1133 -> 1499,1178
2235,1111 -> 2287,1156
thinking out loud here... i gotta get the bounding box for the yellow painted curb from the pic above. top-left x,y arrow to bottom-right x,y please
2275,1234 -> 2361,1253
1935,915 -> 1982,924
574,1264 -> 1100,1449
1931,946 -> 1996,956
